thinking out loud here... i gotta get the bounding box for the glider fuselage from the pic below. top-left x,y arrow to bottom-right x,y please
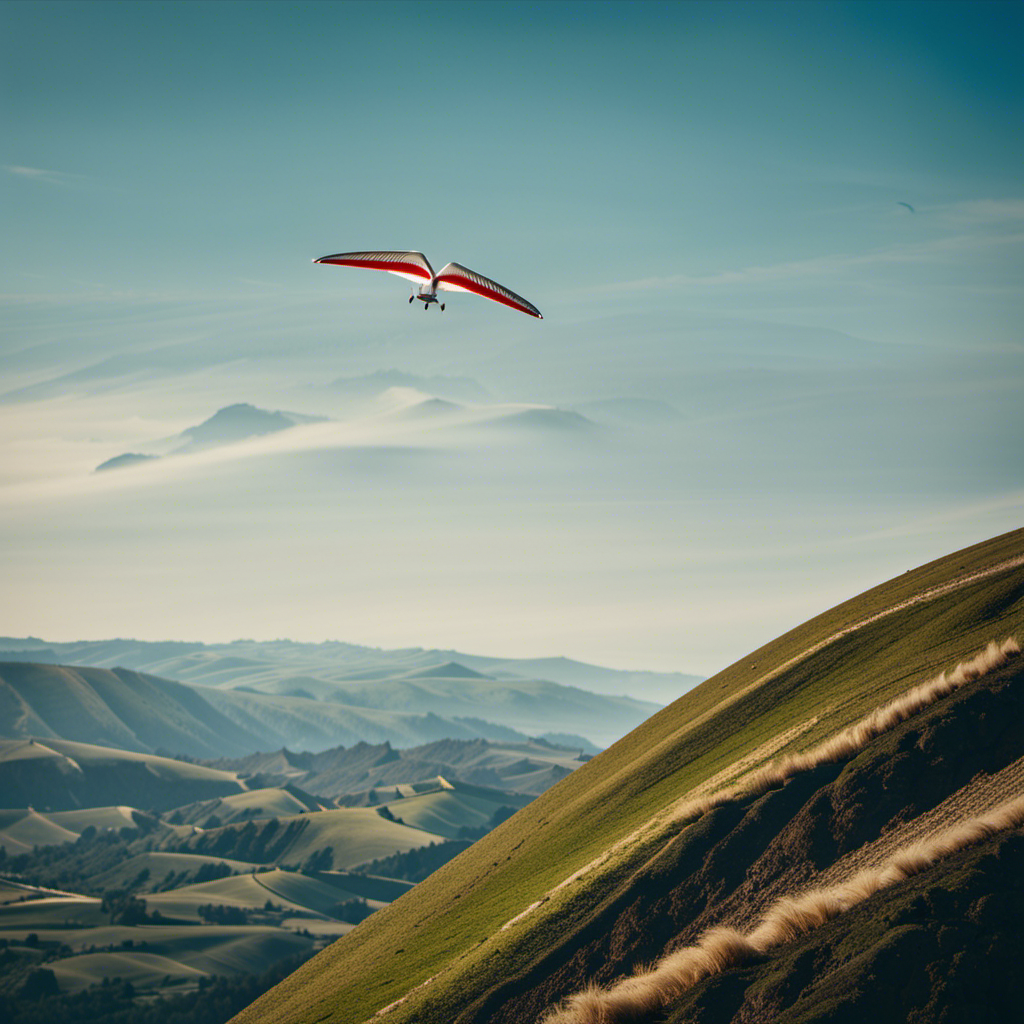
416,280 -> 440,304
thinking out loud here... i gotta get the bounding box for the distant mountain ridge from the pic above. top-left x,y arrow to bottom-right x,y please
94,402 -> 328,471
0,635 -> 698,705
176,403 -> 325,450
0,651 -> 662,755
207,736 -> 588,800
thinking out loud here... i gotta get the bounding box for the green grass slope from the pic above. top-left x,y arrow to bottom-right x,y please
228,528 -> 1024,1024
168,787 -> 330,827
0,806 -> 175,854
45,925 -> 313,993
0,737 -> 245,811
0,662 -> 262,758
143,867 -> 378,921
0,808 -> 80,854
172,806 -> 448,870
0,893 -> 106,929
377,781 -> 532,840
90,851 -> 261,892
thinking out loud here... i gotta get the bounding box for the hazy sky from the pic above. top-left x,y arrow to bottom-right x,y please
2,1 -> 1022,679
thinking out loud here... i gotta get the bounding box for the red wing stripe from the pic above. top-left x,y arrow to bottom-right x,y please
316,257 -> 432,280
436,273 -> 542,319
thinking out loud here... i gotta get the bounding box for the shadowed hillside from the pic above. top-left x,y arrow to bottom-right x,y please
209,737 -> 587,800
0,738 -> 245,812
0,637 -> 692,717
227,528 -> 1024,1024
0,662 -> 258,758
0,658 -> 663,753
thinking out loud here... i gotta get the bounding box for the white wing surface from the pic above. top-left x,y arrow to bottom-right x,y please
314,250 -> 434,284
435,262 -> 543,319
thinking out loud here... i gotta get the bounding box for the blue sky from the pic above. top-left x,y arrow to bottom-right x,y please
1,1 -> 1022,678
5,1 -> 1021,303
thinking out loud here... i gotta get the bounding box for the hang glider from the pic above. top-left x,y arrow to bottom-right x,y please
313,250 -> 543,319
897,201 -> 916,213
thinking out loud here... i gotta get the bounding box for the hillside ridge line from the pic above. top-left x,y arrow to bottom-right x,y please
370,635 -> 1020,1021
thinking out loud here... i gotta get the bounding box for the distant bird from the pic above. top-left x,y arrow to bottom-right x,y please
897,201 -> 916,214
313,250 -> 543,319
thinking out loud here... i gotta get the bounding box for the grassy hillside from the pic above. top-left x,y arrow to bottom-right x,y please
141,867 -> 410,923
0,663 -> 260,758
167,787 -> 332,828
89,851 -> 262,892
0,809 -> 80,855
46,925 -> 313,993
0,738 -> 245,811
0,805 -> 176,856
0,656 -> 650,758
228,528 -> 1024,1024
0,636 -> 694,705
213,737 -> 585,800
169,806 -> 448,871
375,782 -> 531,840
0,858 -> 410,1012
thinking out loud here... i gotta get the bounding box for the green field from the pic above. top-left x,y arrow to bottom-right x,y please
0,808 -> 80,855
169,787 -> 326,827
377,783 -> 530,840
144,867 -> 384,920
0,805 -> 177,856
228,528 -> 1024,1024
0,861 -> 408,1003
0,734 -> 246,812
90,851 -> 261,892
174,805 -> 448,870
43,925 -> 314,993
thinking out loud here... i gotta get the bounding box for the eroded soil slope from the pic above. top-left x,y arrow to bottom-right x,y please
487,654 -> 1024,1023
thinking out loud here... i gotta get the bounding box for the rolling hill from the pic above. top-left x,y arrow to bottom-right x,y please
207,737 -> 588,800
164,805 -> 449,872
141,867 -> 406,924
227,528 -> 1024,1024
0,656 -> 663,754
0,636 -> 692,715
167,786 -> 332,828
0,805 -> 166,855
44,924 -> 313,994
0,737 -> 245,812
94,402 -> 330,470
0,662 -> 264,758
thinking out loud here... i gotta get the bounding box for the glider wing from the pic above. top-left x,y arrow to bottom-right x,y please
435,262 -> 542,319
314,250 -> 434,284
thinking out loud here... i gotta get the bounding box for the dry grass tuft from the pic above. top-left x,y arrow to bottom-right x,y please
667,639 -> 1019,825
543,794 -> 1024,1023
541,640 -> 1023,1024
774,637 -> 1020,778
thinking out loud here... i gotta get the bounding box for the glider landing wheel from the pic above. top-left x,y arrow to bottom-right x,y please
440,304 -> 445,311
409,295 -> 414,304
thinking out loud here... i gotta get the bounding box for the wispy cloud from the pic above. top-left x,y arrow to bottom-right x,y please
4,164 -> 80,187
600,228 -> 1024,296
933,198 -> 1024,226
